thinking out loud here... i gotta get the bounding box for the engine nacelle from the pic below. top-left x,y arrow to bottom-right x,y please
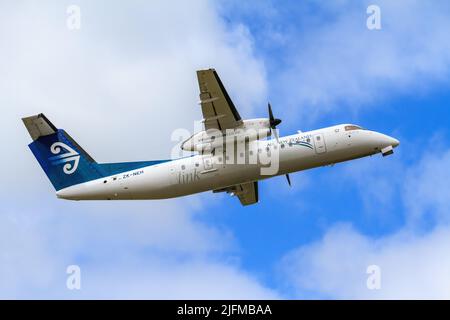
181,118 -> 272,152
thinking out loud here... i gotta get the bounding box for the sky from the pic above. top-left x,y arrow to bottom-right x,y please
1,0 -> 450,299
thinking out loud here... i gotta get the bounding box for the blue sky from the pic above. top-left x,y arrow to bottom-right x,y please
1,0 -> 450,299
207,0 -> 450,297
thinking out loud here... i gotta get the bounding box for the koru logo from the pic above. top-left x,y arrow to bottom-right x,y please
49,142 -> 80,175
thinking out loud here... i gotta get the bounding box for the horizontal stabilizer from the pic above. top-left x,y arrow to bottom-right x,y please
22,113 -> 57,141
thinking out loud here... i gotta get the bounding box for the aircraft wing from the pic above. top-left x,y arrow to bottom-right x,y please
197,69 -> 243,131
214,181 -> 259,206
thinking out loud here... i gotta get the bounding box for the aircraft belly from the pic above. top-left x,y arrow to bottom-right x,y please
57,164 -> 176,200
170,163 -> 260,197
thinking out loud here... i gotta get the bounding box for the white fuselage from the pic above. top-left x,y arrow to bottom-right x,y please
56,124 -> 399,200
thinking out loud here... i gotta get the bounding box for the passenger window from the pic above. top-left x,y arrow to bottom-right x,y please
316,136 -> 321,141
181,165 -> 185,170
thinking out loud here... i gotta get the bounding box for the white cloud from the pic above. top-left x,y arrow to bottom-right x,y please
1,0 -> 267,161
281,223 -> 450,299
404,149 -> 450,226
0,202 -> 279,299
69,260 -> 279,299
0,1 -> 275,299
280,148 -> 450,299
272,0 -> 450,120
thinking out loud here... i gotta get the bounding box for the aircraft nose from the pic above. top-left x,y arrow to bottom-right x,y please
374,132 -> 399,149
380,134 -> 399,149
375,133 -> 399,157
389,136 -> 400,148
391,138 -> 400,148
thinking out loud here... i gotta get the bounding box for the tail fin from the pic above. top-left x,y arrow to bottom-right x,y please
22,114 -> 103,191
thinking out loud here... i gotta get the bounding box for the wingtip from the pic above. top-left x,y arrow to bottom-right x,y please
197,67 -> 216,73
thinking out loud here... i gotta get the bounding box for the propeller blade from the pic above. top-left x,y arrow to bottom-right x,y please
286,174 -> 291,187
268,103 -> 282,128
268,102 -> 282,144
272,128 -> 280,143
268,102 -> 275,122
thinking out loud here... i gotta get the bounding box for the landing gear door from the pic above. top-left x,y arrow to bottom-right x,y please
313,133 -> 327,154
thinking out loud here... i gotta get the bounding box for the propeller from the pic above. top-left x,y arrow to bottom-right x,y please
286,174 -> 291,187
267,102 -> 290,186
268,102 -> 282,143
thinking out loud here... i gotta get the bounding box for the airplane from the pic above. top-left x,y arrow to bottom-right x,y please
22,68 -> 399,206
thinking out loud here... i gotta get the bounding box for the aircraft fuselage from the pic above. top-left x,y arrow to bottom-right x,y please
56,124 -> 399,201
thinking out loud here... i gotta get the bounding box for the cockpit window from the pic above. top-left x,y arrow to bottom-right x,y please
345,125 -> 363,131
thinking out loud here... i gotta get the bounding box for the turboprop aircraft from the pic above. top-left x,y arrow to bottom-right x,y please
23,68 -> 399,206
